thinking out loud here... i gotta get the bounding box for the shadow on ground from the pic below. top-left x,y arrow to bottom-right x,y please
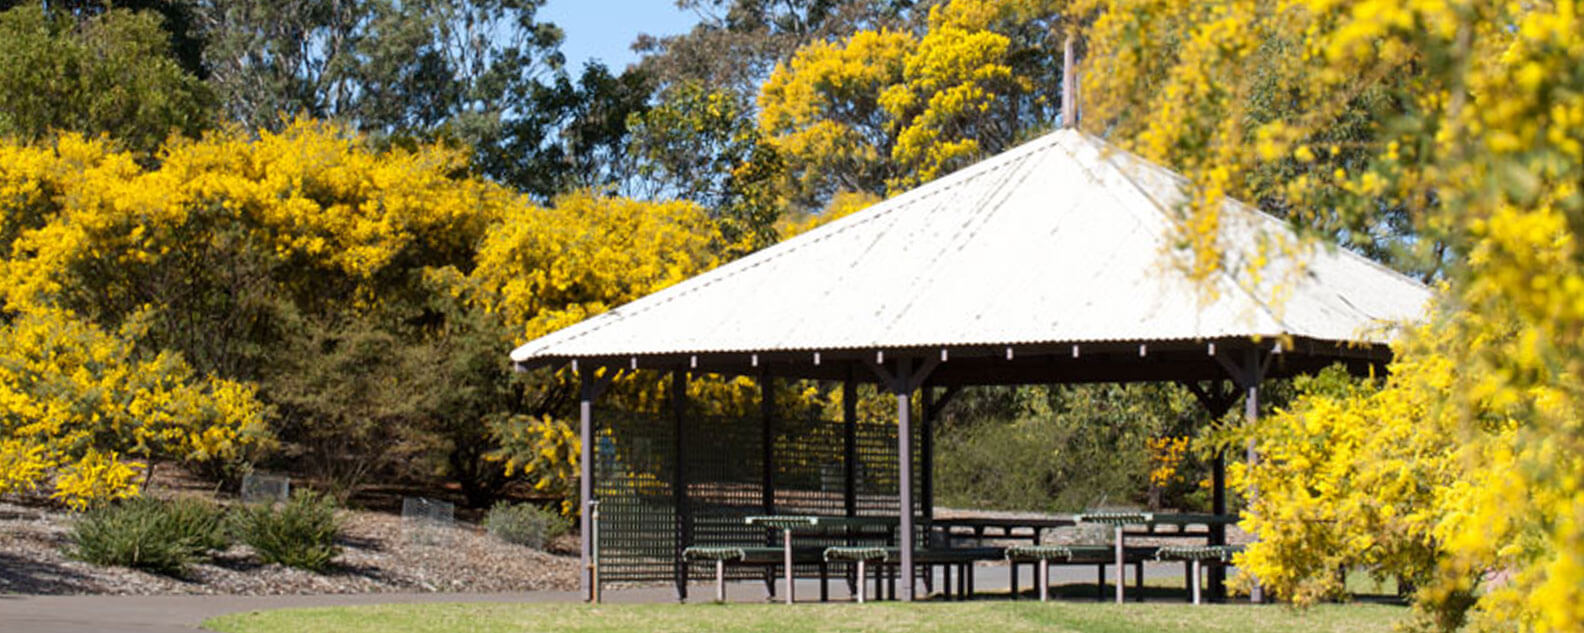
0,551 -> 101,594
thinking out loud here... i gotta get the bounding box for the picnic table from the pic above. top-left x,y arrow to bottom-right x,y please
745,515 -> 898,604
1074,512 -> 1237,604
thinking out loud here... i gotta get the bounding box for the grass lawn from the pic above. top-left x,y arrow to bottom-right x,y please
205,600 -> 1407,633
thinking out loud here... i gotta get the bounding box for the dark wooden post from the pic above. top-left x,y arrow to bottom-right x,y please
921,385 -> 935,525
1187,376 -> 1240,603
894,357 -> 916,602
920,384 -> 935,596
761,369 -> 775,516
760,368 -> 778,598
844,364 -> 857,518
1242,349 -> 1264,604
672,370 -> 690,602
1215,347 -> 1267,603
1210,451 -> 1227,599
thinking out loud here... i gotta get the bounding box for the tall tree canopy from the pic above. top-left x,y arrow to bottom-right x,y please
196,0 -> 564,136
0,0 -> 208,77
757,0 -> 1066,210
0,5 -> 212,155
636,0 -> 919,100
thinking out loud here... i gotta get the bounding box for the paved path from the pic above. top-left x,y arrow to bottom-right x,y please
0,563 -> 1195,632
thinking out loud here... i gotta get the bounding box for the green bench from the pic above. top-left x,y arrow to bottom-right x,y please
1005,544 -> 1159,602
743,515 -> 898,604
1156,544 -> 1243,604
682,545 -> 828,603
823,546 -> 1005,601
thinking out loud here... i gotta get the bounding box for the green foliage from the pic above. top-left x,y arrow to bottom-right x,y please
0,5 -> 212,155
68,496 -> 228,576
159,495 -> 231,553
635,0 -> 919,103
265,315 -> 427,501
483,502 -> 570,550
935,384 -> 1203,513
230,491 -> 342,572
482,62 -> 654,200
627,82 -> 784,251
196,0 -> 562,135
192,0 -> 654,201
394,293 -> 524,508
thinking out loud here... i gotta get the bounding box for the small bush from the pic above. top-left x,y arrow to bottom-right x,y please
230,490 -> 341,572
68,497 -> 225,576
484,502 -> 569,550
161,496 -> 229,552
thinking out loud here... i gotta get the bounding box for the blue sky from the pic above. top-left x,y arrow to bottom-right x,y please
539,1 -> 701,72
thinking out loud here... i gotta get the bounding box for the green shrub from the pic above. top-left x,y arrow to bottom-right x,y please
161,496 -> 230,552
931,383 -> 1232,513
484,502 -> 569,550
230,490 -> 341,571
68,497 -> 226,576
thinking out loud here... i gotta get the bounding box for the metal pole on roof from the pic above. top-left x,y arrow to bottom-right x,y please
1062,32 -> 1077,129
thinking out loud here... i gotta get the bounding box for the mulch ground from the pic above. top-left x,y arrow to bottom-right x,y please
0,497 -> 580,596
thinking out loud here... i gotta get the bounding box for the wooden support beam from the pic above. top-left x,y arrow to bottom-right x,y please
895,356 -> 917,601
922,385 -> 936,527
761,369 -> 775,516
844,364 -> 858,519
1242,349 -> 1265,604
885,356 -> 938,602
671,370 -> 690,602
1182,378 -> 1237,602
578,369 -> 610,602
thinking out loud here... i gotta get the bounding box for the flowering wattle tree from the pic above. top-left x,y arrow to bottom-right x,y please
1078,0 -> 1584,628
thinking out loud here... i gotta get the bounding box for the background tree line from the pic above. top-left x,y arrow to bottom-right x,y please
0,0 -> 1125,512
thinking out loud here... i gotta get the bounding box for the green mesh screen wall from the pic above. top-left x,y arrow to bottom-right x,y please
590,384 -> 922,584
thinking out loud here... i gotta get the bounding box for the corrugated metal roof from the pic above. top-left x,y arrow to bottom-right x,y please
510,129 -> 1431,364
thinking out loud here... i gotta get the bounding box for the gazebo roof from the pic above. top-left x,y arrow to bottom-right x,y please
511,129 -> 1430,381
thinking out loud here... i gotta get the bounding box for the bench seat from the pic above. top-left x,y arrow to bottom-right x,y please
683,545 -> 827,564
1155,544 -> 1241,562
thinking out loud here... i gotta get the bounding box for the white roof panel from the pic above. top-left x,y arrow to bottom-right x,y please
511,129 -> 1431,363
